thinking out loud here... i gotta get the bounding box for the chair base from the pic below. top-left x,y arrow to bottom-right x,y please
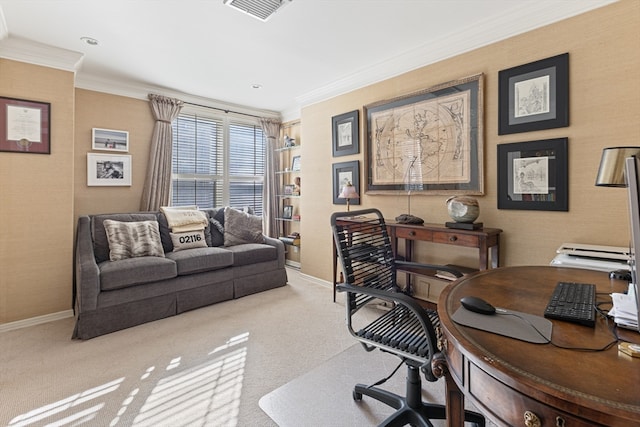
352,365 -> 485,427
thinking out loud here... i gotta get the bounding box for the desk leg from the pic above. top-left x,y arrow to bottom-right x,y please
332,239 -> 337,302
444,373 -> 465,427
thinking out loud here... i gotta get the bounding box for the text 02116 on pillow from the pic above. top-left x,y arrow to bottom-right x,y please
170,230 -> 208,252
103,219 -> 165,261
223,207 -> 264,246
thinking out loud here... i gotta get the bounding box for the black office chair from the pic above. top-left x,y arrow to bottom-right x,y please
331,208 -> 484,427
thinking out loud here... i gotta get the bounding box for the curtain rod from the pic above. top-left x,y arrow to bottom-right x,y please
183,101 -> 264,119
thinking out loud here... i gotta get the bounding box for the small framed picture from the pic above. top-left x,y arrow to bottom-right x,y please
497,138 -> 568,211
0,96 -> 51,154
332,160 -> 360,205
291,155 -> 301,172
283,184 -> 295,196
87,153 -> 132,186
332,110 -> 359,157
498,53 -> 569,135
283,205 -> 293,219
92,128 -> 129,152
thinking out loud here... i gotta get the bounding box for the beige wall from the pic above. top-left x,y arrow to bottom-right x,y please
0,60 -> 75,323
74,89 -> 154,218
300,0 -> 640,281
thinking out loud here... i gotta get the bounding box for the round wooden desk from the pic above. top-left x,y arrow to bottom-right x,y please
436,266 -> 640,427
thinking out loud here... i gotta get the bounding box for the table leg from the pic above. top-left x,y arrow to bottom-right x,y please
444,372 -> 466,427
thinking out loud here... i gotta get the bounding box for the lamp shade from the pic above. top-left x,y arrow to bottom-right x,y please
595,147 -> 640,187
338,183 -> 359,199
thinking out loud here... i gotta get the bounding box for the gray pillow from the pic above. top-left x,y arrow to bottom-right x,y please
103,220 -> 165,261
223,207 -> 264,246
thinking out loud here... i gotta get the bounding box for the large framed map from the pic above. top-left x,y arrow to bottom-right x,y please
364,74 -> 484,195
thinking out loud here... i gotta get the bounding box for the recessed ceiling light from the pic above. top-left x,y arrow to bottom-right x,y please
80,37 -> 99,46
252,83 -> 263,89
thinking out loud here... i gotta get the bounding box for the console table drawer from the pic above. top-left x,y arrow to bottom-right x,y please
394,227 -> 433,241
433,231 -> 479,247
468,363 -> 595,427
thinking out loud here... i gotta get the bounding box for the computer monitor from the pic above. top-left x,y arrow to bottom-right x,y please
625,155 -> 640,332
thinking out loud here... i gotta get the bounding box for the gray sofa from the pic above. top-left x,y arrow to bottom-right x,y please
73,207 -> 287,339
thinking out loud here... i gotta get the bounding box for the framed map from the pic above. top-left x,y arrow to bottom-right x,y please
364,74 -> 484,195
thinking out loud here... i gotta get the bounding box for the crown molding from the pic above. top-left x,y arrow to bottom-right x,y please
0,6 -> 8,40
296,0 -> 617,108
0,35 -> 83,72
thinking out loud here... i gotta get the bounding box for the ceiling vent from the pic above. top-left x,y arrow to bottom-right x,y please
223,0 -> 292,22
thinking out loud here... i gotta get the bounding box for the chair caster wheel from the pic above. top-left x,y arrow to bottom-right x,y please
353,390 -> 363,401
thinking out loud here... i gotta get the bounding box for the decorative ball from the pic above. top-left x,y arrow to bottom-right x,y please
446,196 -> 479,223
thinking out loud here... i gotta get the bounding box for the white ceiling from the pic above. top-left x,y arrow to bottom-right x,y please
0,0 -> 615,120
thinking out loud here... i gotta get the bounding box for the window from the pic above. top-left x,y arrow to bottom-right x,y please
171,111 -> 265,214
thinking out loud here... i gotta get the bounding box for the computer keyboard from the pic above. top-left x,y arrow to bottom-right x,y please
544,281 -> 596,327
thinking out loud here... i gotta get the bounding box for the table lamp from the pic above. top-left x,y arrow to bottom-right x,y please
595,146 -> 640,187
338,182 -> 359,211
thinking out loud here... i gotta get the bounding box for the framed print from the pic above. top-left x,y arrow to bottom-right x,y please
282,205 -> 293,219
332,160 -> 360,205
332,110 -> 359,157
497,138 -> 568,211
0,96 -> 50,154
498,53 -> 569,135
291,155 -> 301,171
92,128 -> 129,152
283,184 -> 295,196
364,74 -> 484,196
87,153 -> 132,186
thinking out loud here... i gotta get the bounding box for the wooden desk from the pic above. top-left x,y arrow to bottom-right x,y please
436,266 -> 640,426
332,219 -> 502,301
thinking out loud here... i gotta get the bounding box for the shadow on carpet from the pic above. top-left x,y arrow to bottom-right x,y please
259,344 -> 486,426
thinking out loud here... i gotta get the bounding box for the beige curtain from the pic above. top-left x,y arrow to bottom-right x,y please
140,94 -> 184,211
260,118 -> 281,238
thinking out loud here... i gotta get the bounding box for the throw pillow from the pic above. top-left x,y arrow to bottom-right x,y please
209,218 -> 225,247
170,230 -> 208,252
103,220 -> 165,261
223,207 -> 264,246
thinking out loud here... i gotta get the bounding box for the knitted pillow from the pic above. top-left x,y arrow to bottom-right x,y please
103,220 -> 165,261
223,207 -> 264,246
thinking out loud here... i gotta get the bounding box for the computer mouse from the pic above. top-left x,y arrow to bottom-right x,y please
460,296 -> 496,315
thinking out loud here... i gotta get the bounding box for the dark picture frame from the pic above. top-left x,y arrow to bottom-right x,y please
282,205 -> 293,219
0,96 -> 51,154
332,110 -> 359,157
497,138 -> 568,211
498,53 -> 569,135
364,74 -> 484,195
332,160 -> 360,205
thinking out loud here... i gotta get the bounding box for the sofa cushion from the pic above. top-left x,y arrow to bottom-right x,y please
103,219 -> 165,261
226,243 -> 277,266
170,230 -> 208,252
100,256 -> 177,290
165,247 -> 233,275
92,213 -> 159,263
224,207 -> 264,246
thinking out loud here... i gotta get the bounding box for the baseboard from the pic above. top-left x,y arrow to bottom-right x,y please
0,310 -> 74,333
299,272 -> 332,289
285,260 -> 301,269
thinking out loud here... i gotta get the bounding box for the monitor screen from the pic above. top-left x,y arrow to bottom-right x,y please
625,156 -> 640,332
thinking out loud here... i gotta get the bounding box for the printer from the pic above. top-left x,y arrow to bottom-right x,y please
550,242 -> 630,272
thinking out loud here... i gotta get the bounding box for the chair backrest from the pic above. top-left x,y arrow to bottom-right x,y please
331,208 -> 401,310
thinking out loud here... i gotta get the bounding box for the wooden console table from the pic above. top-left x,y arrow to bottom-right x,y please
332,219 -> 502,302
436,266 -> 640,426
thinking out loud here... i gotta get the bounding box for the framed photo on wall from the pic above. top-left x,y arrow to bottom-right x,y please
497,138 -> 568,211
364,74 -> 484,195
498,53 -> 569,135
87,153 -> 132,186
332,110 -> 359,157
332,160 -> 360,205
0,96 -> 51,154
92,128 -> 129,152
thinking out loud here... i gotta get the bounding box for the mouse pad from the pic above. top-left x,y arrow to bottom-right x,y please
452,307 -> 552,344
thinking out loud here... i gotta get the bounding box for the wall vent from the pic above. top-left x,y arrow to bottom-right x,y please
223,0 -> 292,22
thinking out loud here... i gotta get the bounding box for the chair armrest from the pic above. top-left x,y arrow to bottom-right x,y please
75,216 -> 100,312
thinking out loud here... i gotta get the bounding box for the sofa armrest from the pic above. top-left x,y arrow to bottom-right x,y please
75,216 -> 100,312
264,236 -> 285,268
